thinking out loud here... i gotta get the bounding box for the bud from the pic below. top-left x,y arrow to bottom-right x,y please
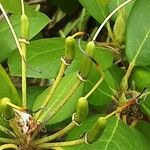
113,8 -> 126,45
74,97 -> 89,124
64,36 -> 76,64
86,117 -> 107,143
80,41 -> 95,79
21,14 -> 29,38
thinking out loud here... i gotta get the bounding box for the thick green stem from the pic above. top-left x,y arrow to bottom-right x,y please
38,78 -> 82,124
34,63 -> 67,120
37,138 -> 85,149
21,43 -> 27,107
0,144 -> 18,150
20,0 -> 29,107
0,138 -> 17,144
33,122 -> 76,145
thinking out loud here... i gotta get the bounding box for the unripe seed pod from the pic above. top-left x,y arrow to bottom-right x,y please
86,117 -> 107,143
74,97 -> 89,124
0,97 -> 14,120
64,36 -> 76,64
80,41 -> 95,79
21,14 -> 29,38
113,8 -> 126,45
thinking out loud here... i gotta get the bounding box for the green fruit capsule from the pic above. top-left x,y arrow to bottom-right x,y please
74,97 -> 89,124
0,97 -> 14,120
64,36 -> 76,64
21,14 -> 29,38
80,41 -> 95,79
113,8 -> 126,45
86,117 -> 107,143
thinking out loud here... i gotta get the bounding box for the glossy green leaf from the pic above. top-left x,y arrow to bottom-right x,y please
0,0 -> 35,15
8,38 -> 113,79
109,64 -> 125,88
79,0 -> 107,23
132,67 -> 150,90
83,70 -> 116,106
65,116 -> 149,150
0,13 -> 50,62
8,38 -> 64,79
125,0 -> 150,66
27,86 -> 47,110
33,72 -> 83,125
0,65 -> 20,105
136,121 -> 150,141
135,121 -> 150,140
140,88 -> 150,117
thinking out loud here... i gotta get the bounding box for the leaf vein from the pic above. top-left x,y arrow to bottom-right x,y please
103,117 -> 119,150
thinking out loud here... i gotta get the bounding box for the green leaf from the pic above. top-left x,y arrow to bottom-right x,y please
33,72 -> 83,125
8,38 -> 64,79
140,88 -> 150,117
8,38 -> 113,79
109,64 -> 125,88
83,70 -> 116,106
79,0 -> 107,23
0,13 -> 50,62
132,66 -> 150,90
27,86 -> 47,110
0,65 -> 20,105
108,0 -> 135,21
125,0 -> 150,66
135,121 -> 150,141
0,0 -> 35,15
66,116 -> 150,150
